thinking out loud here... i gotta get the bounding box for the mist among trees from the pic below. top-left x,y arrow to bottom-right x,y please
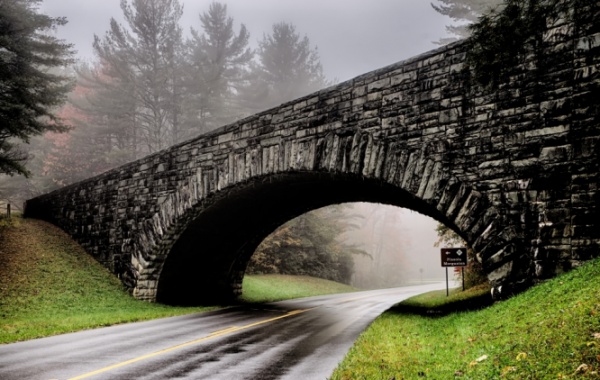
431,0 -> 504,44
248,203 -> 447,288
0,0 -> 74,177
0,0 -> 481,288
247,204 -> 367,285
0,0 -> 329,205
2,0 -> 498,204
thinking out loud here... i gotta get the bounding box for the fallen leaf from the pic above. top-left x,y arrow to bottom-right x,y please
476,355 -> 488,362
516,352 -> 527,361
592,332 -> 600,339
575,364 -> 589,374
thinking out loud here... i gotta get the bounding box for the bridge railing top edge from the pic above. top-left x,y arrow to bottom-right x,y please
195,38 -> 468,136
135,38 -> 468,151
339,38 -> 466,83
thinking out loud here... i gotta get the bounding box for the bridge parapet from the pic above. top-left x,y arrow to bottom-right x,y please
25,10 -> 599,304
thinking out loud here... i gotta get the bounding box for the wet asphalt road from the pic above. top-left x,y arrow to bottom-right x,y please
0,282 -> 445,380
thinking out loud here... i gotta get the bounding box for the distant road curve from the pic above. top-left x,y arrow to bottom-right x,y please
0,282 -> 445,380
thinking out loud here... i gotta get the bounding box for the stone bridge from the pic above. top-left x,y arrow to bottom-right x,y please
25,11 -> 599,305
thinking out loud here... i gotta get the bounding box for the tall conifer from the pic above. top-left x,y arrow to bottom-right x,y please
431,0 -> 503,44
183,1 -> 253,136
0,0 -> 74,175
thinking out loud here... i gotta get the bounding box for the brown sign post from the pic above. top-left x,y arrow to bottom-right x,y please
441,248 -> 468,296
441,248 -> 468,267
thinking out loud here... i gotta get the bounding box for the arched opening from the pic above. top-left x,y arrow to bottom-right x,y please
155,172 -> 488,306
242,202 -> 460,294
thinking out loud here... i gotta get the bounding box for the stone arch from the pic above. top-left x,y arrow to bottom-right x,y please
129,149 -> 524,305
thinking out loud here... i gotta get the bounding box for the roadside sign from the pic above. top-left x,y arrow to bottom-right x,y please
441,247 -> 468,296
441,248 -> 468,267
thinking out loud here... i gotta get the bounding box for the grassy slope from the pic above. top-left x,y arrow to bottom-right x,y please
332,259 -> 600,379
0,218 -> 216,343
241,274 -> 357,303
0,217 -> 357,344
10,215 -> 598,378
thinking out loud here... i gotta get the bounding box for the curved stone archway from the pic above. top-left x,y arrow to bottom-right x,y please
136,167 -> 520,305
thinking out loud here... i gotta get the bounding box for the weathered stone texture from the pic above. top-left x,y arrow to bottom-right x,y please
24,10 -> 599,304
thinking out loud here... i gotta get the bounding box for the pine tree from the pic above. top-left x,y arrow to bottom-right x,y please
431,0 -> 504,44
74,62 -> 139,165
249,22 -> 329,111
0,0 -> 74,176
183,1 -> 253,136
93,0 -> 184,154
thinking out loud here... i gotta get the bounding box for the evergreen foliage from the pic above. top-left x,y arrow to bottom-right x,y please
0,0 -> 74,176
92,0 -> 184,154
247,205 -> 368,285
183,2 -> 253,135
73,62 -> 139,166
431,0 -> 503,43
248,22 -> 329,111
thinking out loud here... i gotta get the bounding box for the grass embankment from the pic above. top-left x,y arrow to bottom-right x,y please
0,217 -> 357,344
332,259 -> 600,379
0,217 -> 215,344
241,274 -> 357,303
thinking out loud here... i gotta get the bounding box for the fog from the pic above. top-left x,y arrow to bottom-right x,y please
40,0 -> 451,82
30,0 -> 459,287
343,204 -> 448,288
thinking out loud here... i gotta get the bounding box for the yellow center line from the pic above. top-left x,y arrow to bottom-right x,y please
67,308 -> 315,380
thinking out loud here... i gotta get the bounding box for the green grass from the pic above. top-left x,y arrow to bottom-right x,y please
394,283 -> 493,316
241,274 -> 358,303
10,215 -> 599,378
0,217 -> 217,344
0,217 -> 358,344
332,259 -> 600,379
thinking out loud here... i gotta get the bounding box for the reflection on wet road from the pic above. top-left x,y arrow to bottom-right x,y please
0,282 -> 444,379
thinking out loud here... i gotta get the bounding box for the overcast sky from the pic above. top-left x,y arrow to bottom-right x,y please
40,0 -> 452,82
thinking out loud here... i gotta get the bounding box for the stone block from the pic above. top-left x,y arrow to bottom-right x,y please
367,78 -> 390,92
